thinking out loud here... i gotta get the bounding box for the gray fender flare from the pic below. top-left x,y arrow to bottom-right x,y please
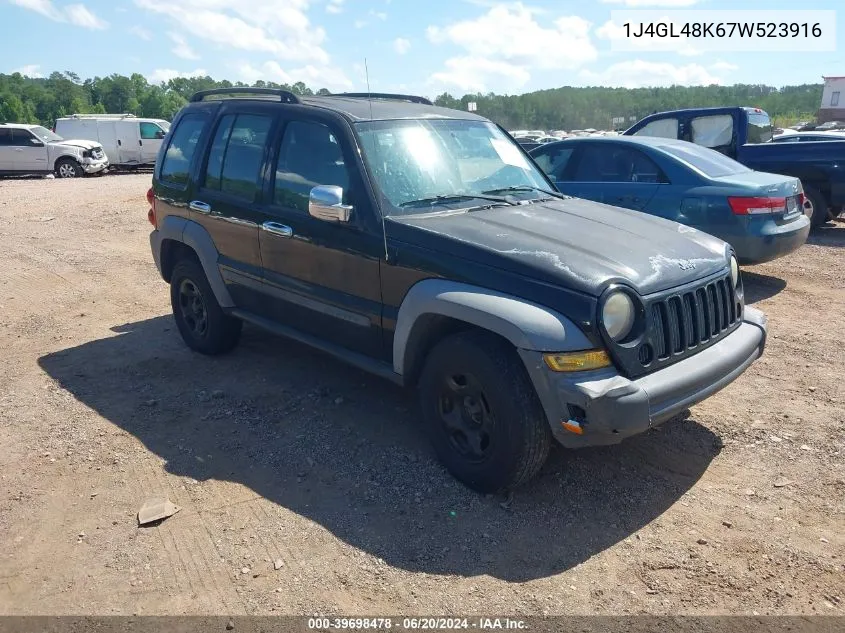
393,279 -> 593,376
157,216 -> 234,308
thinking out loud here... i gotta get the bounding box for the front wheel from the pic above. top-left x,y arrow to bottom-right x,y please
418,331 -> 551,493
55,158 -> 83,178
170,259 -> 242,355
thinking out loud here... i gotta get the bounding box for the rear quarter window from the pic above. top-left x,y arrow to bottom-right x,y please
160,113 -> 207,186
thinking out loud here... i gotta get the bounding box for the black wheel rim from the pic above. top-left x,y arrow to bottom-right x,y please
437,371 -> 494,462
178,279 -> 208,338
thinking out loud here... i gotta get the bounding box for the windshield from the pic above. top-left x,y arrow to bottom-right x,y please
355,119 -> 553,214
746,112 -> 773,144
31,126 -> 63,142
662,142 -> 751,178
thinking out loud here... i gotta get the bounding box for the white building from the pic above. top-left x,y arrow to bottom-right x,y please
819,76 -> 845,122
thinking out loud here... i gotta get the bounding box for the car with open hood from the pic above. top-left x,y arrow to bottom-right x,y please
147,89 -> 768,493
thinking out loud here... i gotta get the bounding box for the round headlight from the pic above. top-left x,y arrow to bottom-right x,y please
602,292 -> 635,341
730,256 -> 739,288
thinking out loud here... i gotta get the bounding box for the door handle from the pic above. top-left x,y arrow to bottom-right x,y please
189,200 -> 211,214
261,221 -> 293,238
118,140 -> 121,146
139,140 -> 143,146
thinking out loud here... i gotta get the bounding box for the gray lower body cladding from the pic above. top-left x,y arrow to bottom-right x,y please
520,306 -> 768,448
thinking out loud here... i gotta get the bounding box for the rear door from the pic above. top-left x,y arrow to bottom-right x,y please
255,112 -> 385,359
191,105 -> 277,312
0,129 -> 14,170
556,142 -> 661,211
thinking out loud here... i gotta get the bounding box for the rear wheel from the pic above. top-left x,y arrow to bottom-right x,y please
418,331 -> 551,493
804,185 -> 829,229
55,158 -> 83,178
170,259 -> 242,355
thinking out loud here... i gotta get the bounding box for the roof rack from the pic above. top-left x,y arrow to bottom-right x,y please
190,87 -> 300,104
328,92 -> 434,106
67,113 -> 136,119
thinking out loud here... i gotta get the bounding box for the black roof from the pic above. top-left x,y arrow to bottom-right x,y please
187,88 -> 486,123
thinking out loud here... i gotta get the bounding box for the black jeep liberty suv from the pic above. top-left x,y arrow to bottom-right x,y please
147,88 -> 768,492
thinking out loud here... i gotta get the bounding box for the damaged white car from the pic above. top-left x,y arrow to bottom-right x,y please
0,122 -> 109,178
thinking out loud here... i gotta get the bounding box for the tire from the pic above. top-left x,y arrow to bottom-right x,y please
55,157 -> 83,179
804,185 -> 830,229
418,330 -> 551,493
170,258 -> 242,355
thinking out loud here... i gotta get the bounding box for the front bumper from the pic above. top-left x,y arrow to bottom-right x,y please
82,157 -> 109,174
520,306 -> 768,449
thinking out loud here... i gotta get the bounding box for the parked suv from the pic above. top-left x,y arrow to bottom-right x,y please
0,122 -> 109,177
148,88 -> 768,493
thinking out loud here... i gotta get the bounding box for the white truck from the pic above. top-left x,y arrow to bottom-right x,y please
54,114 -> 170,167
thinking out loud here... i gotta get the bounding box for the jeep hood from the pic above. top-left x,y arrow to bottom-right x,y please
386,197 -> 730,297
49,139 -> 100,150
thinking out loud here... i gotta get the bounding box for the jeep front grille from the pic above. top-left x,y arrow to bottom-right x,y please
647,274 -> 740,363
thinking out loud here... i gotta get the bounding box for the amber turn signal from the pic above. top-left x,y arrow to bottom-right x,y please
543,350 -> 611,372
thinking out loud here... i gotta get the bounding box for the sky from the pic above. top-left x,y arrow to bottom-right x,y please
2,0 -> 843,98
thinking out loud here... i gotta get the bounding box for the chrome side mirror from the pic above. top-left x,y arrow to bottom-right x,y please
309,185 -> 353,223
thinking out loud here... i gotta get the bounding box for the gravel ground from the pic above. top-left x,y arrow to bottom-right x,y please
0,174 -> 842,616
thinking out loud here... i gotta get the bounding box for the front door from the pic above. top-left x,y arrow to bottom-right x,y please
10,128 -> 49,172
256,115 -> 384,359
139,121 -> 165,164
557,142 -> 661,211
0,129 -> 13,170
190,107 -> 277,313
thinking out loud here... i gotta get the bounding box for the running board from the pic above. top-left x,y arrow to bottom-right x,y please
229,308 -> 405,386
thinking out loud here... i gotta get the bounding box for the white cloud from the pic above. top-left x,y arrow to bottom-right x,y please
129,25 -> 152,40
579,60 -> 735,88
65,4 -> 108,29
232,60 -> 352,91
169,32 -> 200,60
135,0 -> 330,64
148,68 -> 208,84
353,19 -> 366,28
393,38 -> 410,55
426,3 -> 597,91
326,0 -> 343,13
370,9 -> 387,20
600,0 -> 699,6
429,57 -> 531,93
12,64 -> 43,78
9,0 -> 109,29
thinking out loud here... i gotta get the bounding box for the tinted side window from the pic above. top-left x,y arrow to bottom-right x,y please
218,114 -> 272,200
204,114 -> 236,191
0,129 -> 11,146
10,129 -> 36,146
140,122 -> 163,140
573,145 -> 664,183
274,120 -> 350,213
533,146 -> 574,181
160,114 -> 207,186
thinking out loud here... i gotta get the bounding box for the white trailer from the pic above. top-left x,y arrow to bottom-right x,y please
54,114 -> 170,167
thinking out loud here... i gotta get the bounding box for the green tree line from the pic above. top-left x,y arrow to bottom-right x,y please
1,70 -> 823,131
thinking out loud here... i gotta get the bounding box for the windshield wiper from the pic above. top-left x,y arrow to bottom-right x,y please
482,185 -> 569,200
399,193 -> 517,208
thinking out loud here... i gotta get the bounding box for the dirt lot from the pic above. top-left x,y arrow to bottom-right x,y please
0,174 -> 842,616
